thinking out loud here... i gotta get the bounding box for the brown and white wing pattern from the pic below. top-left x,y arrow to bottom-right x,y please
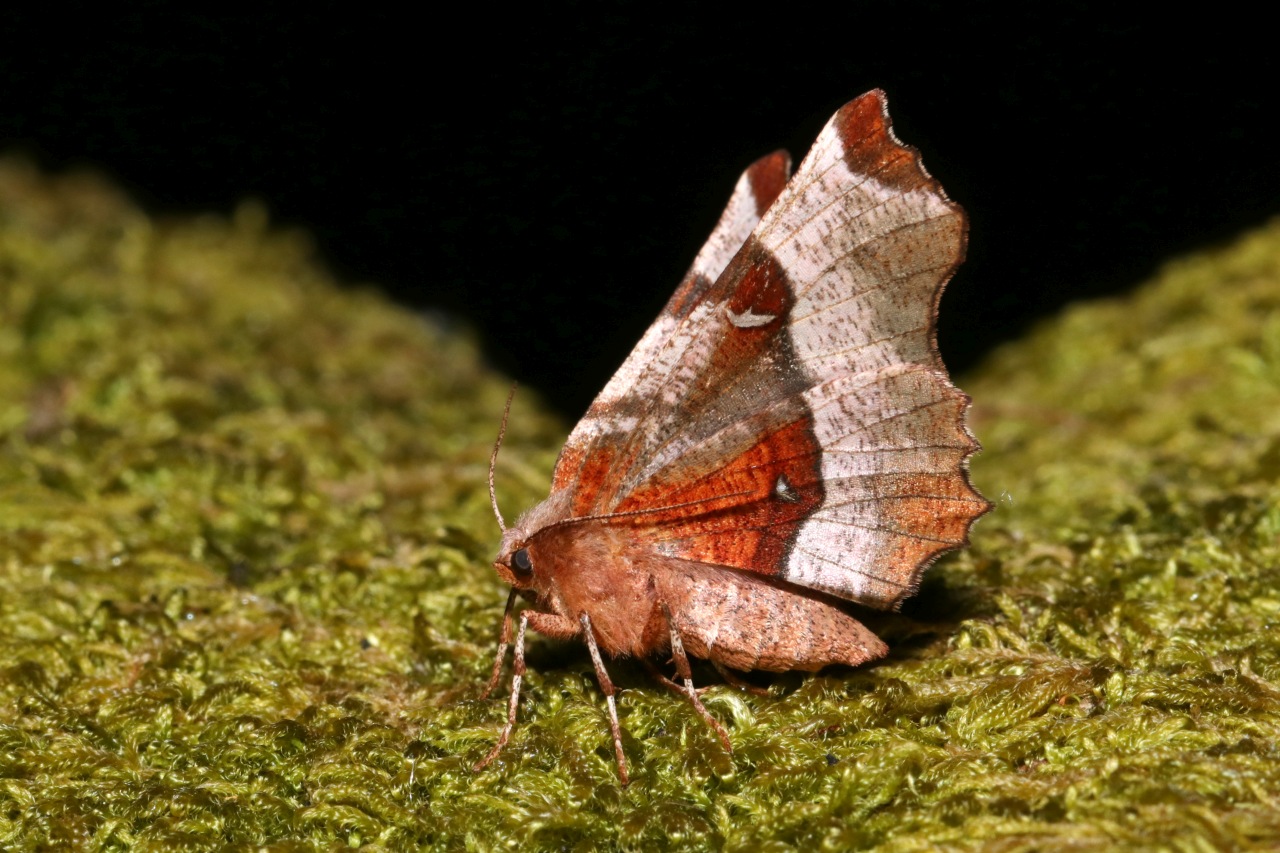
553,90 -> 988,609
550,151 -> 791,498
751,91 -> 989,606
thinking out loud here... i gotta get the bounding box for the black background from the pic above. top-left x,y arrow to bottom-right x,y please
3,5 -> 1275,420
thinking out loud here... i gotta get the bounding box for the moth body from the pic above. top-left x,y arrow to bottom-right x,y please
495,499 -> 887,670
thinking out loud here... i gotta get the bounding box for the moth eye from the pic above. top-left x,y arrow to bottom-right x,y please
511,548 -> 533,575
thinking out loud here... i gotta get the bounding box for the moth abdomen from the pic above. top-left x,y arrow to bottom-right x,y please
655,561 -> 888,673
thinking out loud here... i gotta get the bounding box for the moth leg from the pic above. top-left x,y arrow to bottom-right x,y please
524,610 -> 581,640
474,608 -> 531,772
475,608 -> 580,773
712,661 -> 771,697
480,588 -> 519,700
580,613 -> 630,787
663,604 -> 732,754
640,659 -> 716,697
640,659 -> 692,696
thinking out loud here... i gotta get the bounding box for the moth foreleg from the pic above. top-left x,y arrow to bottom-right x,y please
480,588 -> 519,700
474,608 -> 530,772
476,608 -> 582,774
580,613 -> 630,787
524,610 -> 582,640
663,603 -> 732,755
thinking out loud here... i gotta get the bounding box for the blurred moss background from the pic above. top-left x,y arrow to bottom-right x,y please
1,161 -> 1277,850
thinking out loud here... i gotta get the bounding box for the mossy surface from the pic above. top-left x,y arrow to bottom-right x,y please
1,160 -> 1277,851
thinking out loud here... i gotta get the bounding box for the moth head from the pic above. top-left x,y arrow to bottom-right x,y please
491,490 -> 572,592
493,525 -> 537,590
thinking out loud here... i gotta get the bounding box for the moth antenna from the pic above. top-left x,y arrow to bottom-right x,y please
489,383 -> 517,532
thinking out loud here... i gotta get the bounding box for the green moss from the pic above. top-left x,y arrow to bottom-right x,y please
1,158 -> 1278,850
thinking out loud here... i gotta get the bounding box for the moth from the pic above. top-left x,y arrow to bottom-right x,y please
478,90 -> 989,784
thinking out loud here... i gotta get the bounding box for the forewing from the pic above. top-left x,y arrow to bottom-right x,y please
611,363 -> 987,608
557,91 -> 988,608
551,151 -> 791,505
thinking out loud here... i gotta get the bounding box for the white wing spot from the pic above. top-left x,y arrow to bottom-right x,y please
774,474 -> 799,503
726,306 -> 777,328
